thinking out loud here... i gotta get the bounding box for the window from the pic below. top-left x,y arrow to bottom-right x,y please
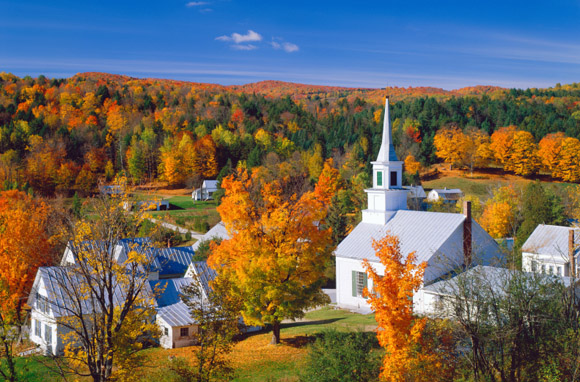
549,265 -> 554,275
531,261 -> 537,272
180,327 -> 189,337
45,324 -> 52,347
390,171 -> 397,186
541,264 -> 546,274
35,319 -> 41,337
351,271 -> 368,298
377,171 -> 383,187
36,293 -> 50,315
164,327 -> 169,336
557,266 -> 562,276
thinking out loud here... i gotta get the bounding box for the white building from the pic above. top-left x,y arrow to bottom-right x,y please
335,97 -> 503,313
521,224 -> 579,277
426,188 -> 463,203
192,180 -> 219,201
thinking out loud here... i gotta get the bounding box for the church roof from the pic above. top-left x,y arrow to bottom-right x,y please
375,97 -> 399,162
335,210 -> 465,264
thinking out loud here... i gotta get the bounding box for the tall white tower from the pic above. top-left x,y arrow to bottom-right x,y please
362,96 -> 409,224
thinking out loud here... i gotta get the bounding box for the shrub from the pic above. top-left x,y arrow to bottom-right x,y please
300,329 -> 381,382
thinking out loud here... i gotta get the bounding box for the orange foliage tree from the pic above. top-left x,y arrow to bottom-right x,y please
363,234 -> 454,381
208,160 -> 339,344
490,126 -> 517,171
0,190 -> 56,381
538,132 -> 565,175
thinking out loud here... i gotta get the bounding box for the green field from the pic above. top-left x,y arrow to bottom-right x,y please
423,175 -> 575,200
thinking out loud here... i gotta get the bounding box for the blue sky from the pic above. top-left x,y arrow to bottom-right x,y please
1,0 -> 579,89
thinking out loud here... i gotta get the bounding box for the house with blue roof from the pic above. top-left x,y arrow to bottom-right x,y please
335,97 -> 504,314
29,237 -> 211,353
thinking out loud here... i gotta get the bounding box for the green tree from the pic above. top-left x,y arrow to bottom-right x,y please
516,182 -> 566,251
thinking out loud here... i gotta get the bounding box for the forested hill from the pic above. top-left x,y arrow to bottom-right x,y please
0,71 -> 579,197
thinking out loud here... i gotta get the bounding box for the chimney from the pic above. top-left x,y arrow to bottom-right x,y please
463,201 -> 472,268
569,230 -> 575,278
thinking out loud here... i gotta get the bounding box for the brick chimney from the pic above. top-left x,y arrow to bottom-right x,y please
569,229 -> 575,278
463,201 -> 472,267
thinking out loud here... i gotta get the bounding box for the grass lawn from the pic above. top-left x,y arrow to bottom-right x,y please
141,306 -> 376,382
13,307 -> 375,382
423,168 -> 576,200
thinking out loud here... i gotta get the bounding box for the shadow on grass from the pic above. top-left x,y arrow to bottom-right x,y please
281,335 -> 316,348
281,318 -> 344,330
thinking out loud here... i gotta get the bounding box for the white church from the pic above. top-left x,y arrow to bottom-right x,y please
335,97 -> 504,314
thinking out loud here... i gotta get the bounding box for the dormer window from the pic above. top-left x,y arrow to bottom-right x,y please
377,171 -> 383,187
390,171 -> 397,187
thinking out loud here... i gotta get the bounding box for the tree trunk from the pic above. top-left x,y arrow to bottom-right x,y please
270,321 -> 281,345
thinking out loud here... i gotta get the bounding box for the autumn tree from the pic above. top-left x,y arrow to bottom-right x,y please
490,126 -> 518,171
463,127 -> 492,174
363,234 -> 454,381
209,160 -> 339,344
433,125 -> 468,169
0,191 -> 59,382
509,131 -> 538,176
538,132 -> 565,175
404,154 -> 421,175
480,186 -> 520,239
44,185 -> 160,382
553,137 -> 580,182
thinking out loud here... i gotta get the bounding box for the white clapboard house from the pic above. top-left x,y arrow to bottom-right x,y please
521,224 -> 580,277
28,238 -> 214,354
335,97 -> 504,314
192,180 -> 219,201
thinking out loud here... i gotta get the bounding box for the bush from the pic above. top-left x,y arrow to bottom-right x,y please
300,329 -> 381,382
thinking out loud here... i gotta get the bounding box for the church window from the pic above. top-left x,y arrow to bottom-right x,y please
390,171 -> 397,186
352,271 -> 368,298
377,171 -> 383,186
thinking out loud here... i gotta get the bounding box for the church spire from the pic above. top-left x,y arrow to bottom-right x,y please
375,96 -> 398,162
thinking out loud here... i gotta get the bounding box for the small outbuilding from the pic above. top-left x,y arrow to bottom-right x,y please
427,188 -> 463,203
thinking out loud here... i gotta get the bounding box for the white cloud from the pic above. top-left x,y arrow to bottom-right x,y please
282,42 -> 299,53
270,40 -> 299,53
216,30 -> 263,44
186,1 -> 208,6
232,44 -> 258,51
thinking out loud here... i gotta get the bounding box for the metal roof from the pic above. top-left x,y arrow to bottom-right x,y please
522,224 -> 580,258
336,210 -> 465,264
31,266 -> 149,318
191,222 -> 230,251
202,180 -> 219,190
157,247 -> 195,276
423,265 -> 572,297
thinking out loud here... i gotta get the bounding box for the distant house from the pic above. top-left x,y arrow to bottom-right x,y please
192,180 -> 219,201
99,184 -> 124,196
427,188 -> 463,203
404,185 -> 426,210
522,224 -> 580,277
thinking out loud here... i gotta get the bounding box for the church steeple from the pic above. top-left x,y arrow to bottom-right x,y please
375,97 -> 398,163
362,96 -> 409,225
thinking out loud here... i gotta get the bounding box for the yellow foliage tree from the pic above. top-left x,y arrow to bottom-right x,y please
553,137 -> 580,182
433,125 -> 468,169
510,131 -> 538,176
208,160 -> 339,344
480,186 -> 520,238
404,155 -> 421,175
